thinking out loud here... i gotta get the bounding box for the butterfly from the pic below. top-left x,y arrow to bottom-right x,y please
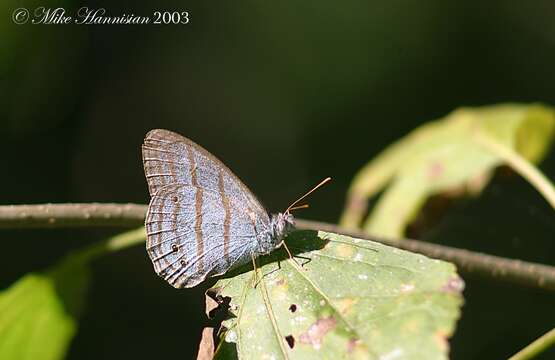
142,129 -> 329,288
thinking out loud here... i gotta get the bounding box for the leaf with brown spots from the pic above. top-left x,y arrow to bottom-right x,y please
340,103 -> 555,237
208,230 -> 464,359
298,316 -> 337,349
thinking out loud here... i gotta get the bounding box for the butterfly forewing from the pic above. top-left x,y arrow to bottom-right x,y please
142,129 -> 265,215
143,130 -> 271,288
142,130 -> 191,196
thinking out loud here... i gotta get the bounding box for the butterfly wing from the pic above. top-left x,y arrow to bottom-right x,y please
142,129 -> 265,215
146,184 -> 269,288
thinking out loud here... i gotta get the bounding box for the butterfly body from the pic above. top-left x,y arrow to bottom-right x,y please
142,129 -> 294,288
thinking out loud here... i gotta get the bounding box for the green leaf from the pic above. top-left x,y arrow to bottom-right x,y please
0,228 -> 145,360
0,257 -> 89,360
340,103 -> 555,237
208,230 -> 464,360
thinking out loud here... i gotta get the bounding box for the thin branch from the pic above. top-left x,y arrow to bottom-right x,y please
295,219 -> 555,292
1,203 -> 554,292
508,327 -> 555,360
0,203 -> 146,228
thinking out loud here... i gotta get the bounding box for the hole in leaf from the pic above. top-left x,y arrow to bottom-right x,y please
285,335 -> 295,349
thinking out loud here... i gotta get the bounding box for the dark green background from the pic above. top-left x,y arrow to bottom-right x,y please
1,1 -> 554,359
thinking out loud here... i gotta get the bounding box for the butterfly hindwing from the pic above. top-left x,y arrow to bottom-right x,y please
146,183 -> 270,288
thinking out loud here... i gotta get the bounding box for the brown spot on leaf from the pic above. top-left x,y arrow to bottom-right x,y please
346,195 -> 368,212
299,316 -> 337,350
336,298 -> 357,314
289,304 -> 297,313
271,278 -> 289,300
427,161 -> 444,180
347,338 -> 370,357
442,276 -> 465,294
434,330 -> 449,352
347,338 -> 359,353
336,243 -> 354,257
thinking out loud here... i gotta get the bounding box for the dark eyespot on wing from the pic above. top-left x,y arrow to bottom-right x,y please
146,184 -> 270,288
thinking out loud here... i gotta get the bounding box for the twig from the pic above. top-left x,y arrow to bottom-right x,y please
508,327 -> 555,360
1,203 -> 554,292
295,219 -> 555,292
0,203 -> 146,228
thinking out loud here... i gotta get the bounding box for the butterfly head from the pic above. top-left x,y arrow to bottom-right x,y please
270,212 -> 295,243
266,177 -> 331,253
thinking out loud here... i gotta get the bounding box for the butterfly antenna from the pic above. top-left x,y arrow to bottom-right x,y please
285,177 -> 331,214
289,204 -> 309,212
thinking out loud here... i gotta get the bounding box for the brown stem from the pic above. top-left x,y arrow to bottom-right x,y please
295,219 -> 555,292
0,203 -> 146,228
1,203 -> 554,291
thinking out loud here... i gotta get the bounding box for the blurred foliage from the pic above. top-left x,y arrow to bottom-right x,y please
0,228 -> 145,360
210,231 -> 463,359
0,258 -> 88,360
0,0 -> 84,136
340,103 -> 555,237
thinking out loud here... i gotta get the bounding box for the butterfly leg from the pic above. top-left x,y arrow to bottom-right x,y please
251,252 -> 259,288
278,240 -> 307,270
